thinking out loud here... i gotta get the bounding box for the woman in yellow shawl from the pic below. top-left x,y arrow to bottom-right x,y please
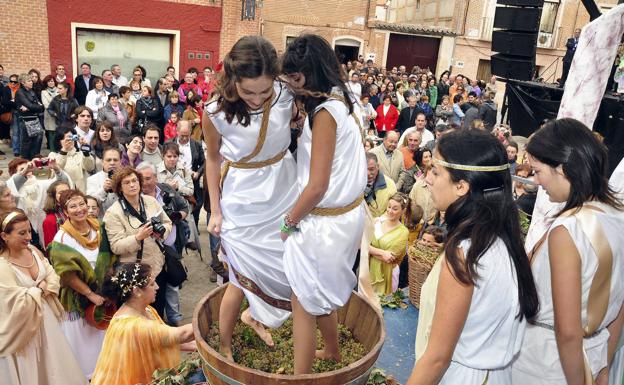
0,210 -> 86,385
91,262 -> 196,385
47,189 -> 116,380
369,193 -> 410,295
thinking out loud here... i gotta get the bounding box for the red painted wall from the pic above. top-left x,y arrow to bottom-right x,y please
46,0 -> 222,78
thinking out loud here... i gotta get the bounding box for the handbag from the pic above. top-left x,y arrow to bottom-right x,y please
157,241 -> 188,286
0,111 -> 12,124
23,118 -> 43,138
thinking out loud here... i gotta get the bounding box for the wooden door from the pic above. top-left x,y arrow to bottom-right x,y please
386,34 -> 440,72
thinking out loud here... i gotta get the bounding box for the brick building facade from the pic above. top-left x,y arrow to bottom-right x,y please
1,0 -> 257,81
2,0 -> 619,83
260,0 -> 386,64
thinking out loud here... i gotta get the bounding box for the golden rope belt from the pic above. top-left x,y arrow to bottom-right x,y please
219,150 -> 287,190
310,195 -> 364,216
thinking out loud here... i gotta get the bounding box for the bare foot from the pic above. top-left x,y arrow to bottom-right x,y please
315,349 -> 341,362
241,308 -> 275,347
220,345 -> 234,361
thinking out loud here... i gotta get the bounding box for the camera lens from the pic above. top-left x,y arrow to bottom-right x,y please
150,217 -> 166,237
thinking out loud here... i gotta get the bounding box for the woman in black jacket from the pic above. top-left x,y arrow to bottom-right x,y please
436,71 -> 450,107
15,73 -> 44,159
135,85 -> 160,134
47,81 -> 79,128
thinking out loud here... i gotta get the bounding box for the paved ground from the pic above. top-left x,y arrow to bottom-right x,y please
178,218 -> 219,324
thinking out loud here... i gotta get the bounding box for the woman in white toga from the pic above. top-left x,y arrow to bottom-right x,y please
511,118 -> 624,385
203,36 -> 298,361
281,34 -> 367,375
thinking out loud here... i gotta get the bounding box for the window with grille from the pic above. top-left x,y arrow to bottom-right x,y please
242,0 -> 256,21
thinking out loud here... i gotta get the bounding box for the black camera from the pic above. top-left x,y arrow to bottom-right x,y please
105,170 -> 115,193
162,192 -> 182,223
149,217 -> 167,237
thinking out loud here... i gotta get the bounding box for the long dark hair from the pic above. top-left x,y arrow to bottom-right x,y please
92,121 -> 120,159
281,34 -> 353,128
213,36 -> 279,126
58,81 -> 73,98
436,130 -> 538,321
413,148 -> 432,169
526,118 -> 623,215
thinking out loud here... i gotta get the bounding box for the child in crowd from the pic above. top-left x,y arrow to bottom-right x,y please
406,202 -> 424,245
419,225 -> 447,250
164,111 -> 180,141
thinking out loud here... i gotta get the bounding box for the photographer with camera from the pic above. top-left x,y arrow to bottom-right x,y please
86,147 -> 121,212
103,166 -> 172,317
137,162 -> 189,325
48,125 -> 95,193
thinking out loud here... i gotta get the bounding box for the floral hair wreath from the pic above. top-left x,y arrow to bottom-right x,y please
110,263 -> 150,298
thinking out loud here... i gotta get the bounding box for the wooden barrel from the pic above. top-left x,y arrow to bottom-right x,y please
193,285 -> 385,385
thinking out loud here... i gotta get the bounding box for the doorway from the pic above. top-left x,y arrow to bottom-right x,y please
333,37 -> 362,64
335,45 -> 359,64
386,34 -> 440,72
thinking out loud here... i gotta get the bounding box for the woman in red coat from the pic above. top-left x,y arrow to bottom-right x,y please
375,94 -> 399,138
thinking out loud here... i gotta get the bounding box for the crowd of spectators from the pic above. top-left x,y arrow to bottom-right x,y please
0,55 -> 542,385
347,59 -> 538,294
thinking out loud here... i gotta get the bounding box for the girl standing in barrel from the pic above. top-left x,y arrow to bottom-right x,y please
203,36 -> 299,361
281,34 -> 368,374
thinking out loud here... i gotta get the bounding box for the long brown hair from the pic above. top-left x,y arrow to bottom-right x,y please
213,36 -> 279,126
389,192 -> 419,228
43,181 -> 70,214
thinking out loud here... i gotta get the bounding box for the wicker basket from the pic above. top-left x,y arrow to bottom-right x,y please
408,243 -> 441,308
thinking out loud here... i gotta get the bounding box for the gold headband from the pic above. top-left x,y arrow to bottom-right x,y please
433,158 -> 510,172
1,212 -> 19,232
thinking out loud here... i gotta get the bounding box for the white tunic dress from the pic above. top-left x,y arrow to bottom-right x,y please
0,253 -> 87,385
512,202 -> 624,384
283,94 -> 367,316
415,239 -> 525,384
207,82 -> 298,328
55,229 -> 106,380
